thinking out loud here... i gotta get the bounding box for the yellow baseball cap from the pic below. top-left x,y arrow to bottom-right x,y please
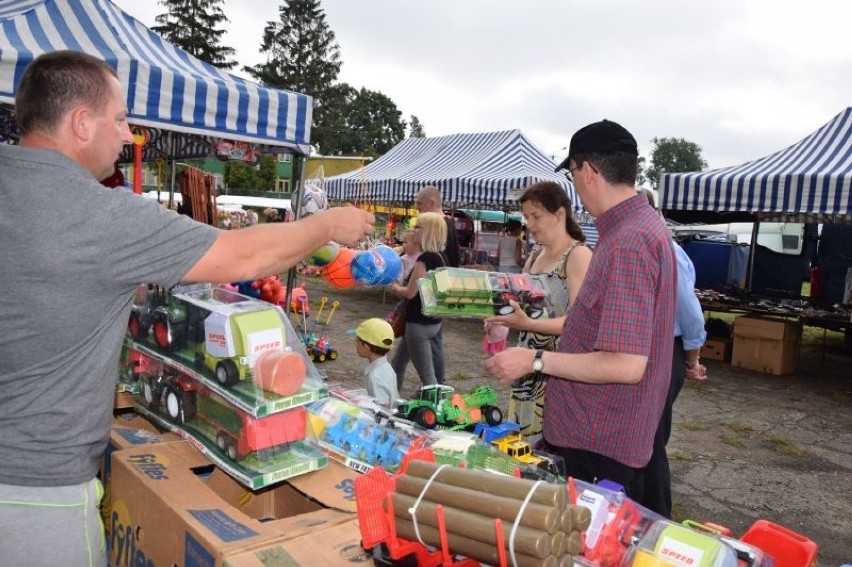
356,318 -> 395,348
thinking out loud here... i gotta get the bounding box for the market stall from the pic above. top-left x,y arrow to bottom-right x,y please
660,107 -> 852,349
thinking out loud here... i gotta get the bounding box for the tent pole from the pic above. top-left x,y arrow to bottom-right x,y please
284,154 -> 308,315
745,217 -> 760,291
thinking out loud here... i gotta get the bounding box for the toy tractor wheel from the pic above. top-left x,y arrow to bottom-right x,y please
317,352 -> 327,363
414,407 -> 437,429
225,439 -> 238,461
165,387 -> 195,424
328,350 -> 339,360
483,405 -> 503,426
127,312 -> 145,339
215,360 -> 239,388
141,375 -> 159,407
308,352 -> 316,362
216,432 -> 228,451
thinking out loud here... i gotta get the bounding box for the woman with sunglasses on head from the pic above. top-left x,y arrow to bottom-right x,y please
485,181 -> 592,447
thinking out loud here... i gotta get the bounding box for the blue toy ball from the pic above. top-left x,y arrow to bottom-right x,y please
351,249 -> 386,286
374,245 -> 403,285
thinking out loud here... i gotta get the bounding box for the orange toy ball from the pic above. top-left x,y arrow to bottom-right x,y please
253,350 -> 306,397
322,247 -> 357,289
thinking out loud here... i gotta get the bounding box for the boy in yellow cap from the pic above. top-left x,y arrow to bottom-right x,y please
355,318 -> 399,408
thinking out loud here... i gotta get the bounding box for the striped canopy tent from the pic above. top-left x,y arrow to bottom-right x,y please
325,130 -> 583,212
0,0 -> 312,156
660,108 -> 852,224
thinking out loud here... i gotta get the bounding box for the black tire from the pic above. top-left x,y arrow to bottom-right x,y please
328,350 -> 339,360
216,432 -> 228,451
414,407 -> 437,429
215,360 -> 239,388
484,405 -> 503,426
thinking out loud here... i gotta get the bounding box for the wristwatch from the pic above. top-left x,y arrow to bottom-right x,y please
532,349 -> 544,373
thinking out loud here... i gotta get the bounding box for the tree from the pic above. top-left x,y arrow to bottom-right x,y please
409,115 -> 426,138
645,137 -> 708,188
325,86 -> 405,158
152,0 -> 237,69
244,0 -> 342,154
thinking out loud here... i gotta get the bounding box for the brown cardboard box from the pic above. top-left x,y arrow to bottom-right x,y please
731,316 -> 801,375
223,518 -> 367,566
109,443 -> 356,567
701,337 -> 733,362
101,413 -> 184,544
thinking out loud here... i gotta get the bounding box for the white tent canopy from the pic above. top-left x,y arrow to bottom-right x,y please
0,0 -> 312,153
325,130 -> 583,211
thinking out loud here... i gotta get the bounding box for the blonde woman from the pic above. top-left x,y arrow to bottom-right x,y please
388,212 -> 448,389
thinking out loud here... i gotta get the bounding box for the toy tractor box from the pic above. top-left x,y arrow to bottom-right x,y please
123,283 -> 328,417
128,344 -> 328,490
418,267 -> 556,319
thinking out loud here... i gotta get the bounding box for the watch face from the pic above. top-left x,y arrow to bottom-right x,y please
533,359 -> 543,372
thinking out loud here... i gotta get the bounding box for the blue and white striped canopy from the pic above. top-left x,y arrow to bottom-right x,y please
660,108 -> 852,221
0,0 -> 312,152
325,130 -> 583,211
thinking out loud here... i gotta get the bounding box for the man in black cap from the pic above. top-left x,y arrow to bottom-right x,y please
486,119 -> 676,501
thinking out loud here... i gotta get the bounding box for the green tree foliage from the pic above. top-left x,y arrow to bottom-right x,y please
326,85 -> 405,158
646,137 -> 708,188
409,115 -> 426,138
152,0 -> 237,69
244,0 -> 342,154
223,155 -> 279,193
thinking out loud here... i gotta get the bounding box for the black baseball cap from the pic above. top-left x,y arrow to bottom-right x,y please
555,119 -> 638,172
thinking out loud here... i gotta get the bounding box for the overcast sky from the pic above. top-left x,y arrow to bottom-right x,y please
113,0 -> 851,170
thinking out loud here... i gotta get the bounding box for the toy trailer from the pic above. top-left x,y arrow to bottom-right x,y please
137,354 -> 306,461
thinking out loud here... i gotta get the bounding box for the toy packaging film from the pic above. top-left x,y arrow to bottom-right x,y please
419,267 -> 560,319
118,283 -> 330,489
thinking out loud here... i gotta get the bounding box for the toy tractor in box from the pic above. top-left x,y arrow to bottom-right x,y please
395,384 -> 503,431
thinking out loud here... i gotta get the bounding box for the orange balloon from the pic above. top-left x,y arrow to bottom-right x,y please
322,247 -> 357,289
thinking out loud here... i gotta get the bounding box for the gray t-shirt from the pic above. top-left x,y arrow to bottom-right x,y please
0,144 -> 218,486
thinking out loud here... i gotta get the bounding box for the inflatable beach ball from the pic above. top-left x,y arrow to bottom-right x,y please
323,247 -> 357,289
351,249 -> 387,286
374,245 -> 403,285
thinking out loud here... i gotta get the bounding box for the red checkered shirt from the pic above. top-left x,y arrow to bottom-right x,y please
543,194 -> 677,468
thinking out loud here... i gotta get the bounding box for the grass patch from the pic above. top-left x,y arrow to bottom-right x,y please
728,422 -> 755,434
721,435 -> 747,448
669,449 -> 697,461
767,434 -> 804,457
680,421 -> 708,432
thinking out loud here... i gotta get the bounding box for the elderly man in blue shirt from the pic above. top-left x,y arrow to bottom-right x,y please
639,189 -> 707,517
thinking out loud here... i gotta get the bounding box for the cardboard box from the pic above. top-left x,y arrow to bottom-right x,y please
731,316 -> 801,375
222,518 -> 367,566
101,413 -> 184,545
701,337 -> 733,362
109,442 -> 357,567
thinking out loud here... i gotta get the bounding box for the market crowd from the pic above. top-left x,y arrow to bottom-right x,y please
0,49 -> 707,566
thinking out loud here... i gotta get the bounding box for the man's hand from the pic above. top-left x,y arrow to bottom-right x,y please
686,362 -> 708,382
324,207 -> 375,247
485,347 -> 536,387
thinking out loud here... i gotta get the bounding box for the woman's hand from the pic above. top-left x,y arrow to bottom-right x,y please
485,347 -> 535,387
484,300 -> 530,330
